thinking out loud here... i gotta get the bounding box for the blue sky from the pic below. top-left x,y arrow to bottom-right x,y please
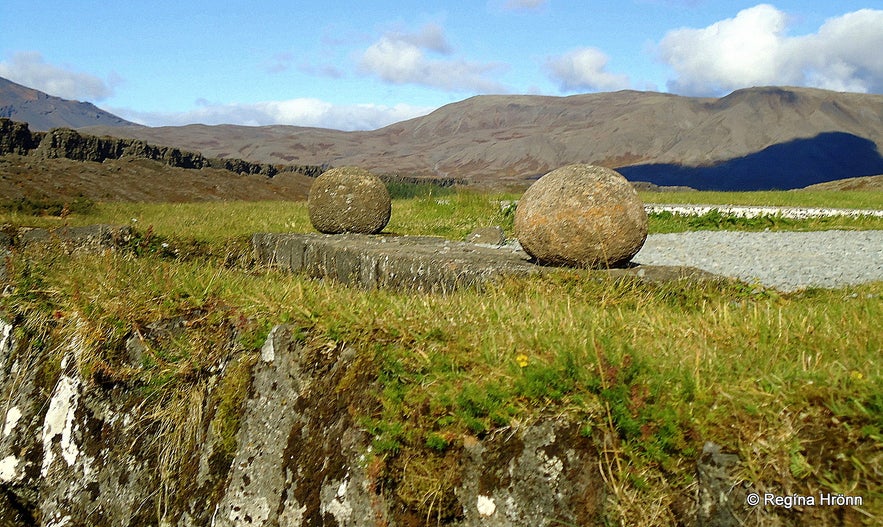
2,1 -> 881,130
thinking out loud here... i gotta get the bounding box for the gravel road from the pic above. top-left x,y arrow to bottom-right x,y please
632,229 -> 883,291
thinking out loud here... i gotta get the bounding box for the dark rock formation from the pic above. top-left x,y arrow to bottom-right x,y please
515,164 -> 648,268
308,167 -> 391,234
0,118 -> 42,155
0,118 -> 324,179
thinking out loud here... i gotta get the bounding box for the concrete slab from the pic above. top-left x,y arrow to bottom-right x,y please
252,233 -> 718,292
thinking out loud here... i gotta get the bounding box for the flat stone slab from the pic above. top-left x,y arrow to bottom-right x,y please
253,233 -> 541,292
252,233 -> 717,292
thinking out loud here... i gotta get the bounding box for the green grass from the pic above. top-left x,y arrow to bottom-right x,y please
648,208 -> 883,233
2,188 -> 881,242
639,189 -> 883,209
1,189 -> 881,525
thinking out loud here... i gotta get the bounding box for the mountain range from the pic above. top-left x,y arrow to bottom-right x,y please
3,76 -> 883,191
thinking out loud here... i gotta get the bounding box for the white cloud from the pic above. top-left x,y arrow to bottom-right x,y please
0,51 -> 115,101
795,9 -> 883,93
115,98 -> 435,131
359,24 -> 507,93
658,5 -> 883,95
546,47 -> 631,92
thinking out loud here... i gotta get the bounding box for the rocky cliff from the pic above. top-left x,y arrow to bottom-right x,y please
0,118 -> 324,179
0,315 -> 748,527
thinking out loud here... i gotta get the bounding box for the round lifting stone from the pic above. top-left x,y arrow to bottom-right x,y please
308,166 -> 391,234
514,164 -> 647,268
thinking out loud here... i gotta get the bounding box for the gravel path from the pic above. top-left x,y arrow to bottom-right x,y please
632,230 -> 883,291
645,204 -> 883,218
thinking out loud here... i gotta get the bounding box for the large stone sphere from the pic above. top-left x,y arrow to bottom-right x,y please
308,167 -> 391,234
514,164 -> 647,268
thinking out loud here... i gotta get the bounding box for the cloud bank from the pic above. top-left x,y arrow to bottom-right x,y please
0,51 -> 115,101
118,98 -> 434,131
658,5 -> 883,95
359,24 -> 508,93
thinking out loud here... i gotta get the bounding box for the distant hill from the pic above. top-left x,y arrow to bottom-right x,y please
85,86 -> 883,191
801,174 -> 883,191
0,76 -> 136,131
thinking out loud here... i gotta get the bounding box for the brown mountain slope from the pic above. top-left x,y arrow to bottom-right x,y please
0,76 -> 136,131
83,86 -> 883,189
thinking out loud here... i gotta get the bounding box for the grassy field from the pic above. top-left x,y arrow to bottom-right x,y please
3,188 -> 883,241
1,187 -> 881,525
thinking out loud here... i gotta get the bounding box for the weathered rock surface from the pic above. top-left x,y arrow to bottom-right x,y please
0,118 -> 42,155
252,232 -> 719,292
253,232 -> 541,292
515,164 -> 648,268
696,442 -> 742,527
308,167 -> 392,234
466,226 -> 506,246
0,318 -> 619,526
0,306 -> 828,526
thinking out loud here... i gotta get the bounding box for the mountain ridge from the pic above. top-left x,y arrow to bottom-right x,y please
82,86 -> 883,189
0,76 -> 137,131
4,75 -> 883,190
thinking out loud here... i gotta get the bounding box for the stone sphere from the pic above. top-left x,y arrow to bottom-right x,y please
514,164 -> 647,268
308,167 -> 391,234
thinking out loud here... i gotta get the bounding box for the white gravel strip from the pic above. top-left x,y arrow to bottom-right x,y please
632,230 -> 883,292
645,204 -> 883,218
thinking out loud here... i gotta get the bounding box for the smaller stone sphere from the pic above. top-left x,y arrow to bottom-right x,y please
514,164 -> 648,268
308,167 -> 391,234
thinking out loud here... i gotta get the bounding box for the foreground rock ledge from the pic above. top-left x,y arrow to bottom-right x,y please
251,233 -> 718,292
0,317 -> 751,526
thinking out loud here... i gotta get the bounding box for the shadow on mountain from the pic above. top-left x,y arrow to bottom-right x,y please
617,132 -> 883,191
